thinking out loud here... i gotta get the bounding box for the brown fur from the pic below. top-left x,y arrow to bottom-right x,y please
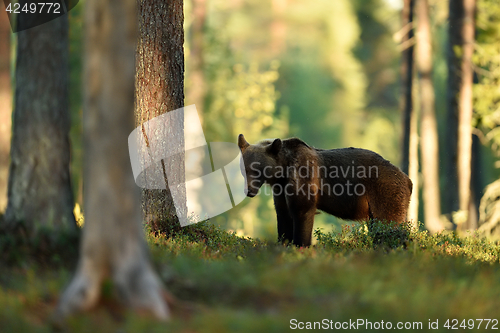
238,134 -> 413,246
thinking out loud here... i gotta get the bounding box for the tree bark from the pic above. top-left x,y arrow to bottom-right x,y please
408,78 -> 419,226
469,133 -> 482,229
457,0 -> 476,231
56,0 -> 169,320
136,0 -> 186,232
400,0 -> 414,176
444,0 -> 462,218
0,11 -> 11,212
445,0 -> 476,231
4,12 -> 75,233
399,0 -> 419,227
416,0 -> 443,233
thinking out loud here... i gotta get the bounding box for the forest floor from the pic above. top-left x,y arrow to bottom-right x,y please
1,221 -> 500,332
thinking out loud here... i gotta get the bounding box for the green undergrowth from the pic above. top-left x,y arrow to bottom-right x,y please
1,220 -> 500,332
316,220 -> 500,263
0,215 -> 80,267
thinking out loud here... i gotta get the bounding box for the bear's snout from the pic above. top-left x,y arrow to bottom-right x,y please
245,186 -> 258,197
247,191 -> 257,198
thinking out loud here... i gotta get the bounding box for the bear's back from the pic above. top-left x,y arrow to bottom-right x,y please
316,147 -> 390,166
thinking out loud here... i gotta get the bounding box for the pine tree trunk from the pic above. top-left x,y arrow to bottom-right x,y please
416,0 -> 443,233
56,0 -> 169,320
457,0 -> 475,231
399,0 -> 419,227
136,0 -> 186,232
408,80 -> 419,225
400,0 -> 414,176
444,0 -> 462,219
4,13 -> 75,233
445,0 -> 476,231
0,12 -> 11,212
469,133 -> 482,229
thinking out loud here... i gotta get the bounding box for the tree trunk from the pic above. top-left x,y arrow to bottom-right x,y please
408,77 -> 419,226
445,0 -> 476,231
457,0 -> 476,231
416,0 -> 443,233
136,0 -> 186,232
399,0 -> 419,227
444,0 -> 462,219
0,12 -> 11,212
3,12 -> 75,233
469,133 -> 482,229
56,0 -> 169,320
400,0 -> 414,176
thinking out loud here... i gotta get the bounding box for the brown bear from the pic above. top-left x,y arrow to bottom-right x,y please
237,134 -> 412,246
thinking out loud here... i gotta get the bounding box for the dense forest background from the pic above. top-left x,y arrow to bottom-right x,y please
1,0 -> 500,240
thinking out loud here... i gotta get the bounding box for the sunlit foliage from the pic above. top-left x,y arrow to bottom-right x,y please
474,0 -> 500,148
204,60 -> 286,143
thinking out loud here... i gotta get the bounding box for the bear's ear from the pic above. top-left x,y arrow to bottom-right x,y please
268,138 -> 282,155
238,134 -> 250,151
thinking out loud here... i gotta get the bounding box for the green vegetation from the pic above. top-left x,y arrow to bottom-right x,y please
1,221 -> 500,332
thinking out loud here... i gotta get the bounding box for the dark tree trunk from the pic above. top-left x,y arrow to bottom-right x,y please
4,13 -> 75,233
469,133 -> 482,229
0,12 -> 11,212
416,0 -> 443,233
136,0 -> 186,232
400,0 -> 414,176
57,0 -> 169,320
399,0 -> 419,226
445,0 -> 476,231
444,0 -> 462,218
408,79 -> 419,225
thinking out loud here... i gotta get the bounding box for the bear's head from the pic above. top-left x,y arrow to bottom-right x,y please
237,134 -> 282,197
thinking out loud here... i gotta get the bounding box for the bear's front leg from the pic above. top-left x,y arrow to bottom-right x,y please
291,208 -> 316,247
286,179 -> 318,246
273,191 -> 294,244
286,194 -> 317,247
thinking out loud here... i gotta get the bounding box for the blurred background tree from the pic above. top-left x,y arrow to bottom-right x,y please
0,11 -> 11,213
445,0 -> 476,231
416,0 -> 443,233
399,0 -> 419,225
474,0 -> 500,238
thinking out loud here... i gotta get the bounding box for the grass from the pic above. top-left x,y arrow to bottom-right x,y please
1,220 -> 500,332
